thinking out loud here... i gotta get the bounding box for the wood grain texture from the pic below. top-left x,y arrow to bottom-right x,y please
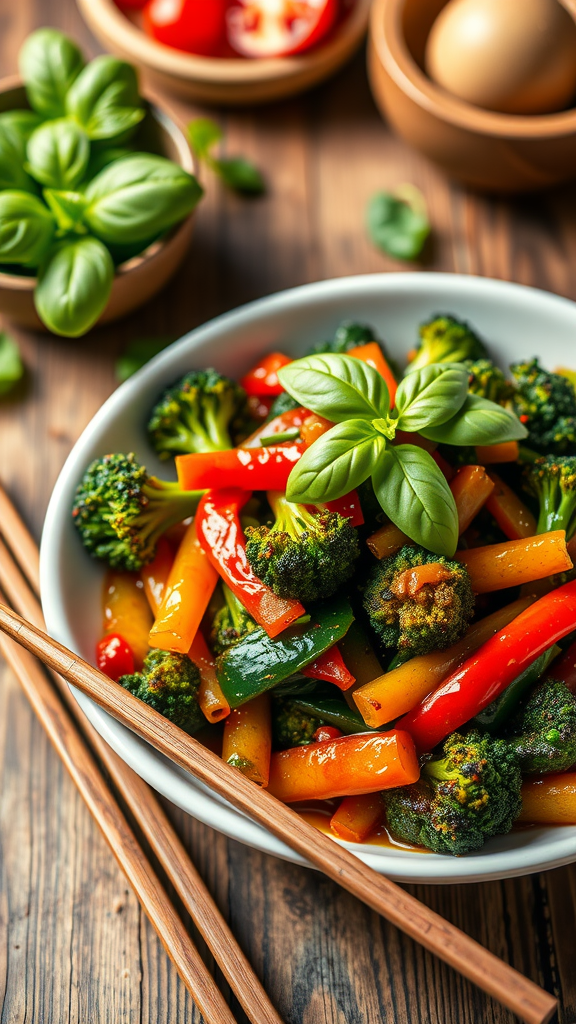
1,1 -> 576,1022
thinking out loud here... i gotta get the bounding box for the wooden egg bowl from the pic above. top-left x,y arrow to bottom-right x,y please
76,0 -> 372,106
367,0 -> 576,193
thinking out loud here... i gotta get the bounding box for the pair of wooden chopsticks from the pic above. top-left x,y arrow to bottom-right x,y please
0,485 -> 283,1024
0,486 -> 559,1024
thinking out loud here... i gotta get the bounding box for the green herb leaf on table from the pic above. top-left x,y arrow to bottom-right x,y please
188,118 -> 223,159
367,184 -> 430,262
188,117 -> 265,196
115,337 -> 174,382
26,119 -> 90,190
394,363 -> 469,432
19,28 -> 84,119
0,332 -> 24,396
35,236 -> 114,338
286,420 -> 386,504
372,445 -> 459,556
0,192 -> 55,265
0,117 -> 38,193
420,393 -> 529,446
65,56 -> 145,142
279,353 -> 390,423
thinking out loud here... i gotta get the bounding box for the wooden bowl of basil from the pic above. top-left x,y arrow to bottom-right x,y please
0,59 -> 199,336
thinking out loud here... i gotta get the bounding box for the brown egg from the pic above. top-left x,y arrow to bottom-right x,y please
425,0 -> 576,114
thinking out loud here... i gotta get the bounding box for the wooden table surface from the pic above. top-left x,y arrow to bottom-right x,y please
1,2 -> 576,1022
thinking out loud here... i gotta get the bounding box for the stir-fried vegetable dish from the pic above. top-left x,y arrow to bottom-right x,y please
74,314 -> 576,855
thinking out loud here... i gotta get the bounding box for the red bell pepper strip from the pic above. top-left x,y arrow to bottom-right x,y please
350,342 -> 398,406
549,639 -> 576,694
96,633 -> 135,681
241,352 -> 292,396
195,488 -> 305,638
176,443 -> 304,493
301,643 -> 356,690
397,580 -> 576,752
314,725 -> 343,743
322,491 -> 364,528
242,406 -> 310,448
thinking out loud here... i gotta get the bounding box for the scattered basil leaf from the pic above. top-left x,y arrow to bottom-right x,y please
84,153 -> 203,244
279,353 -> 390,423
26,118 -> 90,190
0,191 -> 55,265
19,28 -> 84,119
420,393 -> 528,446
35,236 -> 114,337
188,118 -> 223,159
0,332 -> 24,396
43,189 -> 88,234
115,336 -> 173,381
372,445 -> 459,556
188,117 -> 265,195
66,56 -> 144,141
394,363 -> 469,432
0,120 -> 38,193
367,184 -> 430,261
285,420 -> 384,504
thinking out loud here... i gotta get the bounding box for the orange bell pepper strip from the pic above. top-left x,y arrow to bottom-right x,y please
476,441 -> 519,464
301,413 -> 334,448
222,693 -> 272,786
242,406 -> 310,448
301,643 -> 355,690
102,569 -> 152,670
240,352 -> 292,396
149,521 -> 218,654
196,488 -> 305,638
330,793 -> 384,843
140,536 -> 174,615
350,342 -> 398,406
353,595 -> 534,728
176,443 -> 304,493
189,630 -> 231,724
518,774 -> 576,824
268,730 -> 419,802
450,465 -> 495,534
485,472 -> 537,540
455,531 -> 572,593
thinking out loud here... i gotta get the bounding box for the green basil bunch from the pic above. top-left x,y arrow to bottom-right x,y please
0,29 -> 203,337
279,355 -> 528,557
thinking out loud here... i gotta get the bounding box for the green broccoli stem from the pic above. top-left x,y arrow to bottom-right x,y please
267,490 -> 318,539
222,583 -> 248,633
537,480 -> 576,536
137,478 -> 203,546
424,759 -> 461,785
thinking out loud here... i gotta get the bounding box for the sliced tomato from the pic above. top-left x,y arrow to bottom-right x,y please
143,0 -> 229,55
227,0 -> 339,58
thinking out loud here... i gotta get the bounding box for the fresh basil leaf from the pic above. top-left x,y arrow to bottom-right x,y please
0,110 -> 43,140
66,56 -> 144,141
188,118 -> 222,159
0,119 -> 38,193
115,336 -> 173,381
212,157 -> 265,195
43,190 -> 88,234
367,186 -> 430,262
279,353 -> 390,423
19,29 -> 84,118
84,153 -> 203,244
285,419 -> 384,504
420,393 -> 528,446
35,236 -> 114,337
372,445 -> 458,556
26,119 -> 89,190
85,145 -> 134,181
0,191 -> 55,265
394,363 -> 469,432
0,332 -> 24,396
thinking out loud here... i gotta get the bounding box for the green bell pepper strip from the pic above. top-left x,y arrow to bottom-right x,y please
474,644 -> 561,734
292,697 -> 378,735
216,596 -> 354,708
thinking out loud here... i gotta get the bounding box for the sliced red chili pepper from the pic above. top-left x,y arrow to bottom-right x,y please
176,443 -> 304,492
302,643 -> 356,690
96,633 -> 135,681
241,352 -> 292,396
242,406 -> 310,448
195,488 -> 305,638
398,580 -> 576,752
313,725 -> 343,743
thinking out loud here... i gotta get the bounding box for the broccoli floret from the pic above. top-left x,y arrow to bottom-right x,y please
266,391 -> 302,422
363,545 -> 474,658
464,358 -> 514,405
510,358 -> 576,455
147,368 -> 246,460
407,315 -> 488,373
524,455 -> 576,539
506,679 -> 576,774
383,730 -> 522,856
272,697 -> 326,748
210,584 -> 258,655
120,648 -> 203,734
72,452 -> 202,571
245,491 -> 360,604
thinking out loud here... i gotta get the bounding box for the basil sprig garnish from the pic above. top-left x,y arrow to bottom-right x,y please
278,355 -> 527,556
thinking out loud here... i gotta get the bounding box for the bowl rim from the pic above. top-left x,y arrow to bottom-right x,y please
77,0 -> 371,84
40,270 -> 576,883
0,75 -> 197,292
370,0 -> 576,139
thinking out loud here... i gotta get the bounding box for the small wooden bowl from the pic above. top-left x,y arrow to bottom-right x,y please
368,0 -> 576,193
0,77 -> 196,333
76,0 -> 371,106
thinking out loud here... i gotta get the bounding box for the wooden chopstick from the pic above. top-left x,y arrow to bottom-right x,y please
0,508 -> 284,1024
0,598 -> 558,1024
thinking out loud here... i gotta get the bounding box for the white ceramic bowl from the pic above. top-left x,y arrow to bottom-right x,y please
41,272 -> 576,884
